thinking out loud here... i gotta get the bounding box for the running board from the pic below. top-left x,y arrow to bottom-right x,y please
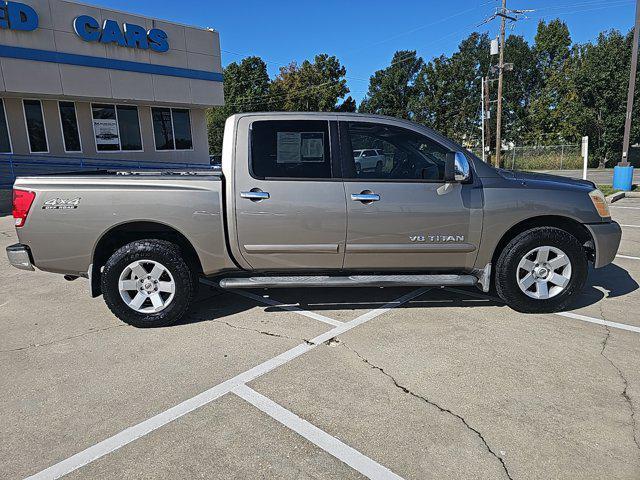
218,274 -> 478,289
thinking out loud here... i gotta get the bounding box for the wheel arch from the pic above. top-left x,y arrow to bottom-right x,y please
90,221 -> 203,297
490,215 -> 595,273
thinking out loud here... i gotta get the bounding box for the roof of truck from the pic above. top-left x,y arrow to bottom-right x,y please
228,111 -> 460,150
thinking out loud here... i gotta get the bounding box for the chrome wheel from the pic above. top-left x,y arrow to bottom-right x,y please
118,260 -> 176,313
516,246 -> 572,300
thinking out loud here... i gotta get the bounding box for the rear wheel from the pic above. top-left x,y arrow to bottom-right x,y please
101,239 -> 196,328
495,227 -> 587,313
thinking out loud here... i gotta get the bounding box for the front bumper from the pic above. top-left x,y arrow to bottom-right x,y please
585,221 -> 622,268
6,244 -> 35,271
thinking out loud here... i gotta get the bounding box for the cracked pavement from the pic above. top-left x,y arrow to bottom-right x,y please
2,198 -> 640,480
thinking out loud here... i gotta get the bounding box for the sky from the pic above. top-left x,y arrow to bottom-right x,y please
95,0 -> 637,102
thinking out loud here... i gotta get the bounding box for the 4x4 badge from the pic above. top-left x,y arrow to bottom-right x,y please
42,198 -> 81,210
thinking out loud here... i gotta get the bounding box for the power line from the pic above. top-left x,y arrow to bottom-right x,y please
480,1 -> 531,167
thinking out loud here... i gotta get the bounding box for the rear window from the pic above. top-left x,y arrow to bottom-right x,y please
250,120 -> 332,179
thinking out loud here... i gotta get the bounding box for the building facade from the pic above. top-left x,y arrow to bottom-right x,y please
0,0 -> 223,168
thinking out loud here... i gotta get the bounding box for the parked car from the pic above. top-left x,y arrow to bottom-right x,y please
353,148 -> 386,173
7,112 -> 621,327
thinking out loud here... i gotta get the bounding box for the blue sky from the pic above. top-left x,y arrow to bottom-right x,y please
97,0 -> 636,102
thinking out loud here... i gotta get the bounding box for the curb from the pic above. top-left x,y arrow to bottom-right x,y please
607,191 -> 640,204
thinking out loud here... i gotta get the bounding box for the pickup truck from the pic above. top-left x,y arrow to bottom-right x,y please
7,112 -> 622,328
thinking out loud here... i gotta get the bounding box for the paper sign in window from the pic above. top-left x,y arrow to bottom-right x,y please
277,131 -> 325,163
277,132 -> 301,163
301,132 -> 325,162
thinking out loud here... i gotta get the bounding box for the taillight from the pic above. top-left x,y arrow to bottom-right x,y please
12,189 -> 35,228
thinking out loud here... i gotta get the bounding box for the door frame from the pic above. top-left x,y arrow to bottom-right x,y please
225,114 -> 348,272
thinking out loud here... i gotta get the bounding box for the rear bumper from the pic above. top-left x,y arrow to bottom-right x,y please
6,244 -> 35,271
585,221 -> 622,268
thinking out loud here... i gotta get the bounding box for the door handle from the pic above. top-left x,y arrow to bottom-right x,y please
241,190 -> 270,201
351,192 -> 380,203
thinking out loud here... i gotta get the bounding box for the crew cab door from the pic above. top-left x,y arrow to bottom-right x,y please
339,119 -> 483,271
231,116 -> 346,270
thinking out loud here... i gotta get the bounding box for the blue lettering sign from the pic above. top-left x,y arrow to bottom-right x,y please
73,15 -> 100,42
100,19 -> 126,47
72,15 -> 169,53
0,1 -> 38,31
147,28 -> 169,53
123,23 -> 148,49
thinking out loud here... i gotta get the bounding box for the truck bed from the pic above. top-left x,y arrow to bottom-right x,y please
13,171 -> 232,277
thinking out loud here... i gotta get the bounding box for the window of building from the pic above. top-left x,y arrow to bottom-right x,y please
151,107 -> 193,151
23,99 -> 48,153
343,122 -> 448,182
58,102 -> 81,152
250,120 -> 332,179
91,104 -> 142,152
0,99 -> 12,153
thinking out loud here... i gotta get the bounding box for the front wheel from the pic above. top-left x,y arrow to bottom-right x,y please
495,227 -> 588,313
101,239 -> 196,328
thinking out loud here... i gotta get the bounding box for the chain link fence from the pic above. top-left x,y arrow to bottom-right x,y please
508,144 -> 583,171
468,144 -> 584,171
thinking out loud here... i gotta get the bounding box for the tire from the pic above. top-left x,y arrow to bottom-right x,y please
101,239 -> 196,328
495,227 -> 587,314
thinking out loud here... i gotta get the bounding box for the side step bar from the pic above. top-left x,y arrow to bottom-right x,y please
219,274 -> 478,289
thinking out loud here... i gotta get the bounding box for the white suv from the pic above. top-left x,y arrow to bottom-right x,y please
353,149 -> 386,173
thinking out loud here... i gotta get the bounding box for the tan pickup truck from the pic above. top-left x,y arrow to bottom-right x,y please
7,112 -> 621,327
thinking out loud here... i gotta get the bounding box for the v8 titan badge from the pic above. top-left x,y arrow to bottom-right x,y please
42,198 -> 81,210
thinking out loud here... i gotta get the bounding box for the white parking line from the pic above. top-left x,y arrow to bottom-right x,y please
617,254 -> 640,261
555,312 -> 640,334
27,288 -> 429,480
620,224 -> 640,228
234,385 -> 404,480
611,206 -> 640,210
444,288 -> 640,335
199,279 -> 343,327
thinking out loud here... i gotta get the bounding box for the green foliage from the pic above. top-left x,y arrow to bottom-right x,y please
207,19 -> 640,167
359,50 -> 424,119
270,54 -> 350,112
411,34 -> 489,145
206,54 -> 350,155
206,56 -> 271,155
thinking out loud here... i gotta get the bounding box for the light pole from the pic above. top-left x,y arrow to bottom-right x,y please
614,0 -> 640,191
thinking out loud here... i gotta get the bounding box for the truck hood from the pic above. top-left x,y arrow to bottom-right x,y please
499,169 -> 596,192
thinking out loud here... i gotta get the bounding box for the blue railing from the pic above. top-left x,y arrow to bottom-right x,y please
0,154 -> 215,189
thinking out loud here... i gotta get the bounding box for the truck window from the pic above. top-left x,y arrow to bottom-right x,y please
251,120 -> 332,179
343,121 -> 448,182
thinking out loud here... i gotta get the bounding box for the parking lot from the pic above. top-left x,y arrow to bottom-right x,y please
1,198 -> 639,480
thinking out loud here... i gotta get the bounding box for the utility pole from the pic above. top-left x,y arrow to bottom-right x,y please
621,0 -> 640,166
483,77 -> 492,164
481,4 -> 532,168
495,0 -> 507,168
481,76 -> 486,163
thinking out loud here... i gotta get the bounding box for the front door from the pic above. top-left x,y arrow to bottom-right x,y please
339,120 -> 483,271
234,117 -> 347,271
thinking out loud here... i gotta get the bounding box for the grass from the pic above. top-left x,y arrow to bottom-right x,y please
598,184 -> 638,196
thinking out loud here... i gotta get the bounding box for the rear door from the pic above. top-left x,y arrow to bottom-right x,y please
339,119 -> 483,271
233,116 -> 347,271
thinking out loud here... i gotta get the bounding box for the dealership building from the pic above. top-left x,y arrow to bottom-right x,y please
0,0 -> 223,190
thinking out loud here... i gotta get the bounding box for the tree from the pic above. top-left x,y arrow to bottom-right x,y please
206,56 -> 270,155
411,34 -> 489,146
502,35 -> 540,144
269,54 -> 350,111
573,29 -> 639,165
359,50 -> 424,119
528,20 -> 576,144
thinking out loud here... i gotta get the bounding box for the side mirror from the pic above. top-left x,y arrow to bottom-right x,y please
445,152 -> 471,182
